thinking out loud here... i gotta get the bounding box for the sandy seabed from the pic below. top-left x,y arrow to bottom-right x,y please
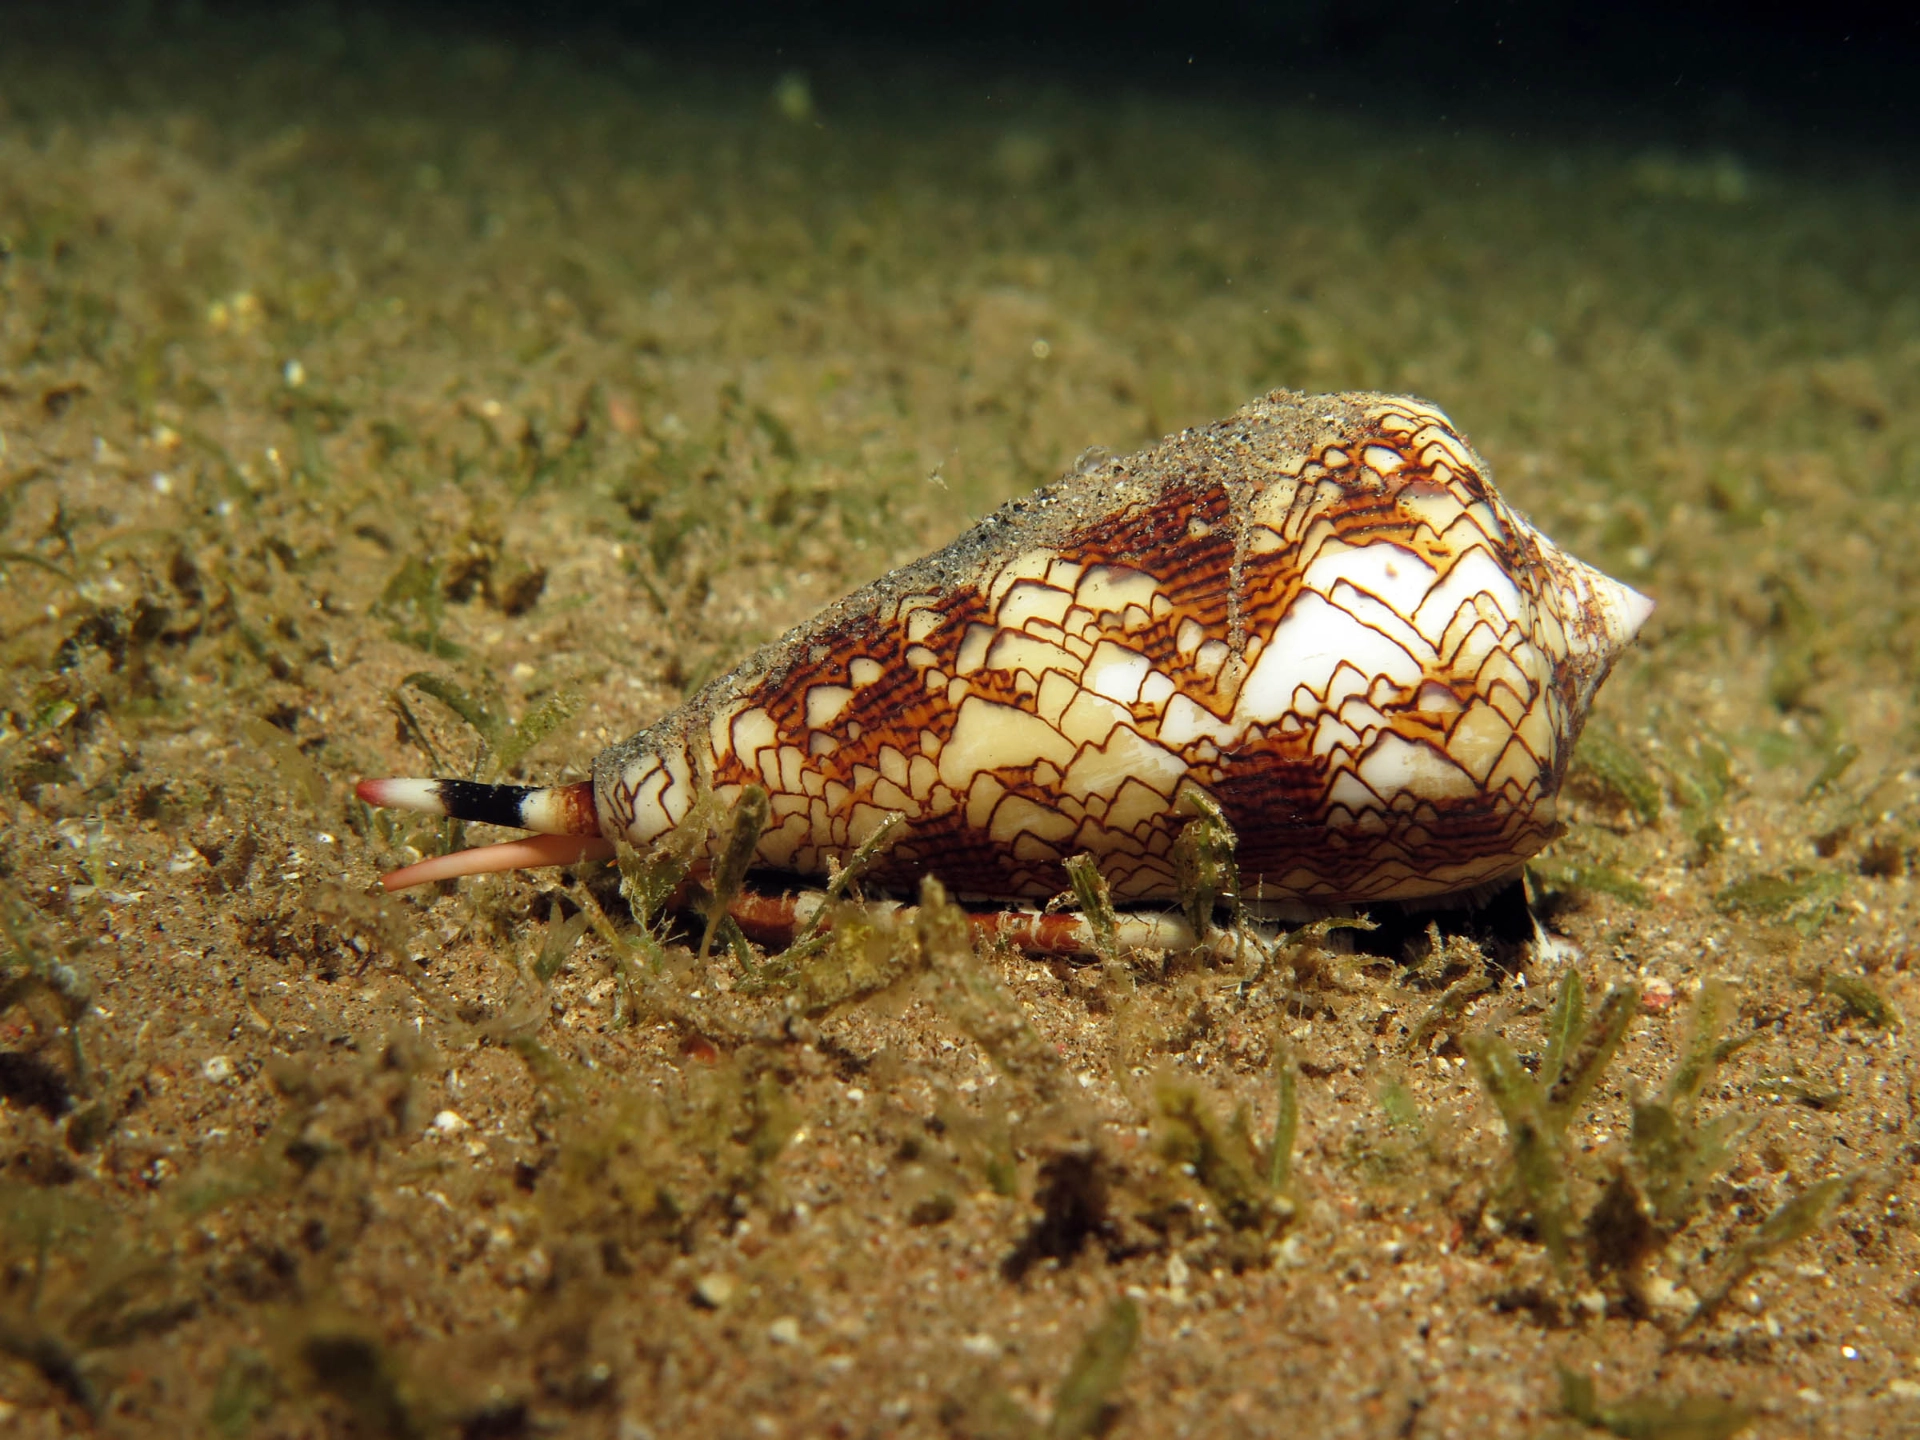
2,13 -> 1919,1438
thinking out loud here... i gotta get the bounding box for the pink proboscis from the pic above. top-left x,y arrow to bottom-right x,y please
374,833 -> 617,891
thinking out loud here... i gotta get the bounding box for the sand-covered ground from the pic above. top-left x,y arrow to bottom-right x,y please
2,12 -> 1919,1438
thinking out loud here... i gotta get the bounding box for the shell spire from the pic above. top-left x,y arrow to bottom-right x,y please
360,390 -> 1650,910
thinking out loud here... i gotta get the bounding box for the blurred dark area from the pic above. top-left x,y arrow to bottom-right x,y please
12,0 -> 1920,158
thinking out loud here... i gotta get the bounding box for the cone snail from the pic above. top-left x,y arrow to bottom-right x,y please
357,389 -> 1651,946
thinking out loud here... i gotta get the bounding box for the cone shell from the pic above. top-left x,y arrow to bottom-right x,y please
598,390 -> 1651,906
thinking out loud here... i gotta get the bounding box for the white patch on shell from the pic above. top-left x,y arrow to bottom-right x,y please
984,630 -> 1082,681
1236,589 -> 1424,727
937,696 -> 1077,789
731,707 -> 778,771
1061,725 -> 1186,804
1074,564 -> 1161,621
986,549 -> 1059,611
954,623 -> 996,676
805,685 -> 855,729
1085,640 -> 1151,706
1411,545 -> 1527,649
616,748 -> 695,845
998,580 -> 1075,629
1362,444 -> 1405,474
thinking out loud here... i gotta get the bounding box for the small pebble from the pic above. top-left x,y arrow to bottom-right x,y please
694,1274 -> 736,1308
514,1247 -> 552,1287
1641,976 -> 1677,1014
767,1316 -> 801,1346
201,1055 -> 234,1083
1641,1276 -> 1696,1315
431,1110 -> 469,1135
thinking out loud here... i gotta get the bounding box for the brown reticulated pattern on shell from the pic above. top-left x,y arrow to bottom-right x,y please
597,390 -> 1651,906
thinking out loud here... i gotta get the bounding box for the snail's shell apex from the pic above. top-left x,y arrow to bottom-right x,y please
599,390 -> 1650,906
